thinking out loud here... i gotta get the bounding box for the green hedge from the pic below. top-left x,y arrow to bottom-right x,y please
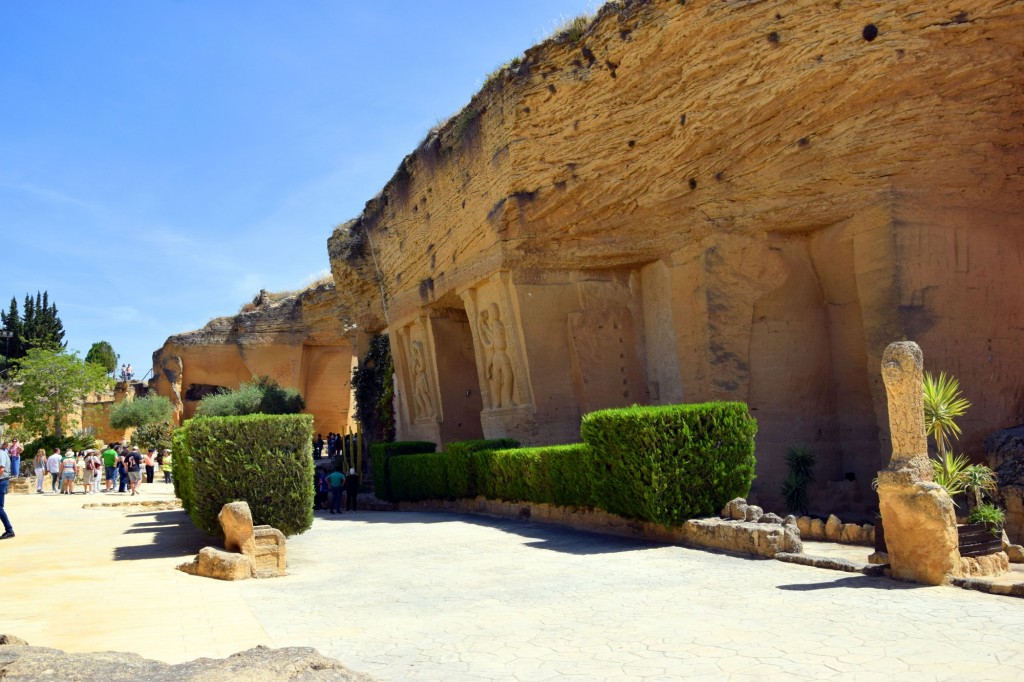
581,402 -> 756,526
380,403 -> 755,528
370,441 -> 436,501
175,413 -> 314,537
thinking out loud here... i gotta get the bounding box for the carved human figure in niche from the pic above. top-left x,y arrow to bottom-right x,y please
410,341 -> 434,418
478,303 -> 515,408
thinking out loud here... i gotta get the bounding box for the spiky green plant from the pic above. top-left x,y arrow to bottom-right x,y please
963,464 -> 998,512
930,451 -> 970,503
781,445 -> 815,515
923,371 -> 971,460
968,503 -> 1005,536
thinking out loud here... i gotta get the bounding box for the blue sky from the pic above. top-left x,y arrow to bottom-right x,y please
0,0 -> 597,375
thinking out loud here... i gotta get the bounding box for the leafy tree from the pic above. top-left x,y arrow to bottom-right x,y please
109,394 -> 176,453
131,420 -> 175,453
109,394 -> 174,429
3,348 -> 112,440
351,334 -> 395,444
195,376 -> 305,417
85,341 -> 119,375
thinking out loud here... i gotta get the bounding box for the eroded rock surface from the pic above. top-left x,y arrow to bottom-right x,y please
151,282 -> 355,434
326,0 -> 1024,508
0,641 -> 374,681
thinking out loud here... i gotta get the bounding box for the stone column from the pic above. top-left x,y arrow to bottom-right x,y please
875,341 -> 961,585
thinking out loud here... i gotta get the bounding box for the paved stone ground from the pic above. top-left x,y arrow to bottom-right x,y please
4,487 -> 1024,680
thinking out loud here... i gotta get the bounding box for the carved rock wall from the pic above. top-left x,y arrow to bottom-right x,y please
328,0 -> 1024,509
151,284 -> 356,435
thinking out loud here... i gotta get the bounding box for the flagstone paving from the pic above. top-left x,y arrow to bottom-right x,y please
3,486 -> 1023,680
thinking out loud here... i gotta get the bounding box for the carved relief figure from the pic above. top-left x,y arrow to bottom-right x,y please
479,303 -> 515,408
161,354 -> 185,422
410,341 -> 434,418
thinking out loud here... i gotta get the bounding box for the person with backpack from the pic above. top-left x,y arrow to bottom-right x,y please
125,446 -> 143,496
83,450 -> 102,494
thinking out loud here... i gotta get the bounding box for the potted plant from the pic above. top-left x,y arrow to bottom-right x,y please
922,371 -> 1003,556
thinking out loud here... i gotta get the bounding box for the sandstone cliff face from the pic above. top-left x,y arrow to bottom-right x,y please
328,0 -> 1024,510
151,283 -> 356,435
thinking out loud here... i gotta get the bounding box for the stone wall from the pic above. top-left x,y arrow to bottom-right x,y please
151,283 -> 357,436
328,0 -> 1024,510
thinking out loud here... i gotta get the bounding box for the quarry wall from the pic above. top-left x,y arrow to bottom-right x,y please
151,284 -> 356,436
326,0 -> 1023,511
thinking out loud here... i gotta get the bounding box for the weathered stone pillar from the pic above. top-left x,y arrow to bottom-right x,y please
876,341 -> 961,585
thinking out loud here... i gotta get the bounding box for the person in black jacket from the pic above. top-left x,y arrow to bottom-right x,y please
344,468 -> 359,512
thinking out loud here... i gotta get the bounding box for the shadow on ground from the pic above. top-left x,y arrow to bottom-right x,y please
113,510 -> 213,562
777,575 -> 927,592
314,509 -> 661,556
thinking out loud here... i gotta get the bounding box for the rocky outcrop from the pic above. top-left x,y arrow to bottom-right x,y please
151,282 -> 356,435
985,425 -> 1024,545
327,0 -> 1024,508
0,640 -> 373,681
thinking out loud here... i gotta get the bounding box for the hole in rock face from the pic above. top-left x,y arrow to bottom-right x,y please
680,114 -> 687,126
768,31 -> 780,45
628,140 -> 636,148
798,136 -> 810,147
689,178 -> 697,190
862,24 -> 878,41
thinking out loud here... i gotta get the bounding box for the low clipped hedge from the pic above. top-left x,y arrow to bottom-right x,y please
582,402 -> 757,526
370,441 -> 437,501
175,413 -> 315,537
383,403 -> 756,527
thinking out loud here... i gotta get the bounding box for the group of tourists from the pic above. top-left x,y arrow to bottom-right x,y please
314,466 -> 360,514
313,432 -> 359,459
28,443 -> 172,496
118,363 -> 134,381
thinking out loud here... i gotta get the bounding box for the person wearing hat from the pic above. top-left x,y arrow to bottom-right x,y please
344,467 -> 360,512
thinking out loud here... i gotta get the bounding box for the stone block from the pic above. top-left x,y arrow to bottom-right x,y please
759,512 -> 783,524
796,516 -> 812,536
744,505 -> 764,522
180,547 -> 253,581
825,514 -> 843,542
219,501 -> 255,556
729,500 -> 748,521
252,525 -> 287,578
809,517 -> 825,539
680,518 -> 796,558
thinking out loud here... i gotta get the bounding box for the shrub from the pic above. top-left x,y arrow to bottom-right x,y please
968,503 -> 1005,536
444,438 -> 520,498
109,395 -> 174,429
780,445 -> 815,515
391,451 -> 448,501
175,413 -> 314,537
370,440 -> 436,501
196,376 -> 304,417
580,402 -> 757,526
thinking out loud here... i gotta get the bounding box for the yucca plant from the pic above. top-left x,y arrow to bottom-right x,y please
922,371 -> 971,461
781,445 -> 815,515
930,451 -> 970,502
963,464 -> 998,512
